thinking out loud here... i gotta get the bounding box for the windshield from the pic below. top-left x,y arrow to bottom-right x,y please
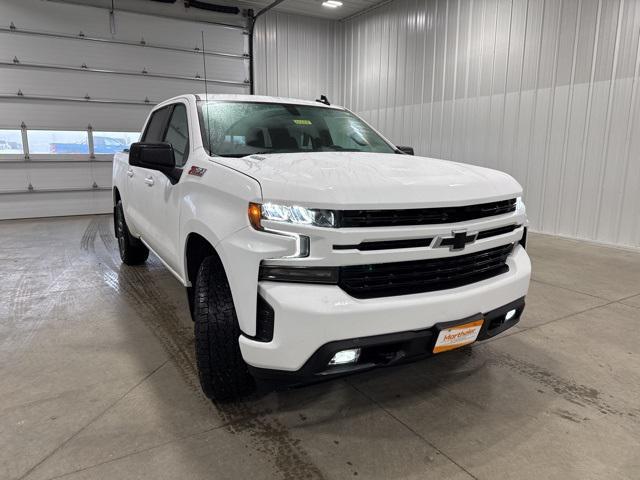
197,101 -> 395,157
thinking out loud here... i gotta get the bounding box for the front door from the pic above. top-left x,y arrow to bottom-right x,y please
126,105 -> 172,237
136,102 -> 191,274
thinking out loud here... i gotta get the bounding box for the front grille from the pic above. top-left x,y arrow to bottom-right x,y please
338,243 -> 514,299
338,199 -> 516,228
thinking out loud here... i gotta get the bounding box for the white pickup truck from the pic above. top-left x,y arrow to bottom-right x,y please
113,94 -> 531,400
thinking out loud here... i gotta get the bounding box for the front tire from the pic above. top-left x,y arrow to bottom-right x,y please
193,256 -> 255,401
115,201 -> 149,265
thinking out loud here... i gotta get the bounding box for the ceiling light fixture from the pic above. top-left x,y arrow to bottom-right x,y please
322,0 -> 343,8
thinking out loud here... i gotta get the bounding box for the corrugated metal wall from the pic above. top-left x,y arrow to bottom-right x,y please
340,0 -> 640,248
253,11 -> 343,103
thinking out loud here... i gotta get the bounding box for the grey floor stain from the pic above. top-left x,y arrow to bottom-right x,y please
490,351 -> 627,417
552,408 -> 589,424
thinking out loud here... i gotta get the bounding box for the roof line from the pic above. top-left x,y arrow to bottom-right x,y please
339,0 -> 395,22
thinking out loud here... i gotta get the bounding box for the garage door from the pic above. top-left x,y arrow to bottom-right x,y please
0,0 -> 249,219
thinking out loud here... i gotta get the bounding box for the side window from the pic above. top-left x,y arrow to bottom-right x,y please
141,107 -> 171,143
163,104 -> 189,167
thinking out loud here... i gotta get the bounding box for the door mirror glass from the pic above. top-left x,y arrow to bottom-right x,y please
396,146 -> 414,155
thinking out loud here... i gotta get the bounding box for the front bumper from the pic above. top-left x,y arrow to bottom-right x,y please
239,244 -> 531,372
249,296 -> 525,385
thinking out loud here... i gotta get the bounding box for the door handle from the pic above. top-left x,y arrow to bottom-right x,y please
144,176 -> 154,186
127,168 -> 134,177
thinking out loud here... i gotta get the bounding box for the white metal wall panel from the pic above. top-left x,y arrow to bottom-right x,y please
0,0 -> 248,220
340,0 -> 640,249
253,11 -> 342,102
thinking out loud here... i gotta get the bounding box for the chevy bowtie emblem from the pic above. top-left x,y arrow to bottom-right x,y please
188,166 -> 207,177
434,230 -> 478,251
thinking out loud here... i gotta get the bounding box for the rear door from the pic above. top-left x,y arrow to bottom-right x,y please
126,106 -> 172,238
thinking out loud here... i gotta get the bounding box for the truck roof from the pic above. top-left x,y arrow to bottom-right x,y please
158,94 -> 344,110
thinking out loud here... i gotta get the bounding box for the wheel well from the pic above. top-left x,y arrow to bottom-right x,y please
185,233 -> 219,316
185,233 -> 218,286
113,187 -> 121,205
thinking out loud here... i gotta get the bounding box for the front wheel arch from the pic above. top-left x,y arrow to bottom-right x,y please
184,233 -> 218,316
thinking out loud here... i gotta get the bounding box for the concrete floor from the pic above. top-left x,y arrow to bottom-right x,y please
1,215 -> 639,480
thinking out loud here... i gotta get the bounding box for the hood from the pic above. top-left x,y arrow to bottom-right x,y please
214,152 -> 522,209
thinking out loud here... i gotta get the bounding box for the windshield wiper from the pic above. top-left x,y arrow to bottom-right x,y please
322,145 -> 362,152
217,148 -> 363,157
215,151 -> 275,158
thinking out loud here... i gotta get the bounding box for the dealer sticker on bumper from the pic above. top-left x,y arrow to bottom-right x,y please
433,319 -> 484,354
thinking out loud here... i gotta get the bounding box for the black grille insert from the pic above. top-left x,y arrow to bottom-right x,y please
338,243 -> 514,298
476,224 -> 521,240
338,199 -> 516,228
334,237 -> 434,251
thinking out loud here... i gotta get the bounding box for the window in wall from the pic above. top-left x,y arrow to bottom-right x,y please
27,130 -> 89,154
163,104 -> 189,167
0,130 -> 23,154
93,132 -> 140,154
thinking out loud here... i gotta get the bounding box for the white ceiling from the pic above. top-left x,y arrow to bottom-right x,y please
245,0 -> 385,20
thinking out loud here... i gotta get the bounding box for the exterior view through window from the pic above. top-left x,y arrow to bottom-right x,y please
198,101 -> 396,157
24,130 -> 139,155
0,130 -> 23,154
28,130 -> 88,154
93,132 -> 140,154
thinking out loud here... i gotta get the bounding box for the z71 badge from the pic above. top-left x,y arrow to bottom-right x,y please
188,166 -> 207,177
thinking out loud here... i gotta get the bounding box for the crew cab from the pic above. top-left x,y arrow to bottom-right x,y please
112,94 -> 531,400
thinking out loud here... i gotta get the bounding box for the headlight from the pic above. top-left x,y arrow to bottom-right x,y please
516,196 -> 526,215
249,202 -> 336,229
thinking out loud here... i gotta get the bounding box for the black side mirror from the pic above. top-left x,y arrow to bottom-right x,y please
396,146 -> 414,155
129,142 -> 181,183
129,142 -> 174,168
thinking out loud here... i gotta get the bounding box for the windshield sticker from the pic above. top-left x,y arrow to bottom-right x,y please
293,119 -> 312,125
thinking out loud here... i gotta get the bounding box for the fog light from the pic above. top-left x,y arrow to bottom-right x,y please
328,348 -> 361,366
505,309 -> 517,321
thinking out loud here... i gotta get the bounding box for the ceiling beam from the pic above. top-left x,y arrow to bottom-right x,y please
254,0 -> 287,20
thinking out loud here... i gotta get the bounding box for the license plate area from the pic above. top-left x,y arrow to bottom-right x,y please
433,315 -> 484,354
